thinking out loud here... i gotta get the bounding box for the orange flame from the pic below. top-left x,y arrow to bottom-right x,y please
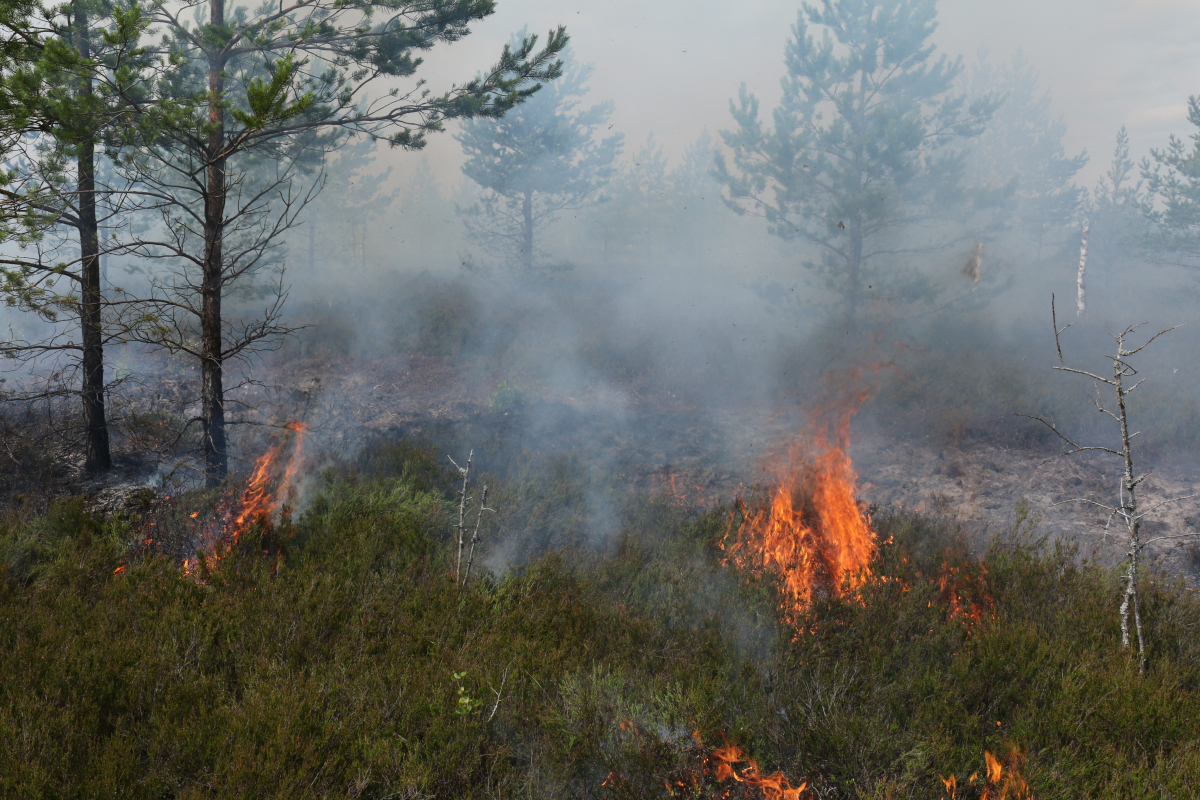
723,408 -> 875,624
942,747 -> 1032,800
933,555 -> 996,627
182,422 -> 307,577
708,740 -> 808,800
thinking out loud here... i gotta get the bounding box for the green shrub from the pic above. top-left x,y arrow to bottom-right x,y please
1,451 -> 1199,798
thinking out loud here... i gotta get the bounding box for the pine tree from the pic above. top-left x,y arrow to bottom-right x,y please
118,1 -> 566,485
715,0 -> 997,326
0,0 -> 159,473
589,131 -> 725,270
456,43 -> 622,274
1142,96 -> 1200,268
297,135 -> 398,277
1085,127 -> 1147,289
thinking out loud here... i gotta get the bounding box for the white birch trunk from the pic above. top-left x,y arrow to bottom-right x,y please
1077,222 -> 1089,316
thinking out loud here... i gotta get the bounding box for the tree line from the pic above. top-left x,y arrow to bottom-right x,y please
456,0 -> 1200,325
7,0 -> 1200,486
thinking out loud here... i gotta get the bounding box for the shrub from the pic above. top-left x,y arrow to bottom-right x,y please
1,449 -> 1199,798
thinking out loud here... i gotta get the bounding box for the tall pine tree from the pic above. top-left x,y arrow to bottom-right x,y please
715,0 -> 996,327
1142,97 -> 1200,270
0,0 -> 159,472
120,1 -> 566,485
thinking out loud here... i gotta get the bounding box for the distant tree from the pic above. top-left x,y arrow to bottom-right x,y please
116,1 -> 566,486
715,0 -> 997,326
962,49 -> 1087,254
298,135 -> 397,275
590,131 -> 724,268
456,44 -> 622,274
1142,96 -> 1200,269
1084,127 -> 1148,290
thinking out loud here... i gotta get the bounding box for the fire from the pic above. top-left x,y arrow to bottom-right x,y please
933,554 -> 995,626
707,738 -> 808,799
723,407 -> 875,623
942,747 -> 1032,800
181,421 -> 307,577
230,421 -> 307,545
604,727 -> 808,799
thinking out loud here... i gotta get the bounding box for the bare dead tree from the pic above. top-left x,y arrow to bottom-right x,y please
1019,294 -> 1195,674
447,449 -> 496,586
1076,221 -> 1089,315
448,449 -> 473,582
463,484 -> 495,586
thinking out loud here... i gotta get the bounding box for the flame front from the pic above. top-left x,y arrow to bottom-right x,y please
230,421 -> 306,546
942,747 -> 1032,800
724,409 -> 875,623
182,421 -> 307,577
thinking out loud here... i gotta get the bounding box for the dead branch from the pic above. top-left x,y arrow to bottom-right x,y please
487,658 -> 514,722
462,484 -> 495,586
1026,295 -> 1195,675
448,449 -> 473,582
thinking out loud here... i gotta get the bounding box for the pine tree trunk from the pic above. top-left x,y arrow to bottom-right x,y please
521,189 -> 534,274
201,0 -> 228,487
75,5 -> 110,473
845,213 -> 863,332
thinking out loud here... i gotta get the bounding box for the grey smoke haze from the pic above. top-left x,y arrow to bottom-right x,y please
397,0 -> 1200,193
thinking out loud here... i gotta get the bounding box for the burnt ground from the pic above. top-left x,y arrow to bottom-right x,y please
7,348 -> 1198,584
260,351 -> 1200,585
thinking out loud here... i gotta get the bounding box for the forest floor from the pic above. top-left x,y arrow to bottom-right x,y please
260,350 -> 1200,584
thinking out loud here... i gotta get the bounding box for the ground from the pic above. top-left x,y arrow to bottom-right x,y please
246,350 -> 1200,585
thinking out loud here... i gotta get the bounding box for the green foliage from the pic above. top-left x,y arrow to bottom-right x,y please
229,55 -> 315,132
1143,96 -> 1200,266
489,377 -> 529,413
2,444 -> 1200,797
716,0 -> 998,320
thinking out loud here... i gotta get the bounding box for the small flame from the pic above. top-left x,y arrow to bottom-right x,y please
723,407 -> 874,625
181,422 -> 307,577
708,740 -> 808,799
932,553 -> 996,627
943,747 -> 1032,800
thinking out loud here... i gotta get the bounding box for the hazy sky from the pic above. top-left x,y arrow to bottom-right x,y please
399,0 -> 1200,194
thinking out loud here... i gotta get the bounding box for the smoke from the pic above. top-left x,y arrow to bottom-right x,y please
7,0 -> 1200,582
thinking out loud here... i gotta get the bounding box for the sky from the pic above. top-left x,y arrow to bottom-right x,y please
395,0 -> 1200,194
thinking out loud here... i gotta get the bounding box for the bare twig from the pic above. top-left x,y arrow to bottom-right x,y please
487,659 -> 514,722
